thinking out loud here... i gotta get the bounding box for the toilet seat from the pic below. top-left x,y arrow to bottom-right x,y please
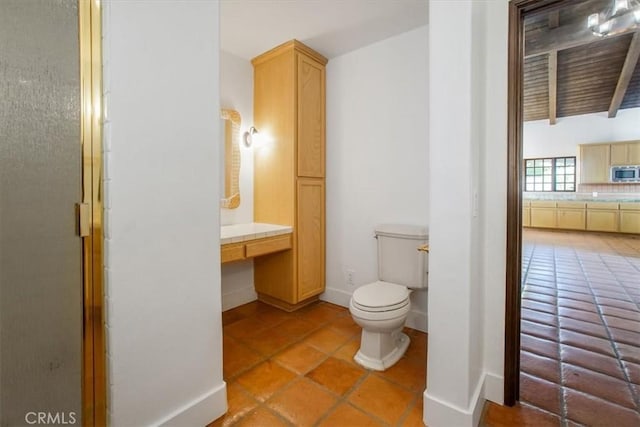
351,281 -> 410,312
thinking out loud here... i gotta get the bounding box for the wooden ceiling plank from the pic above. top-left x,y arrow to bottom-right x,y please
548,10 -> 559,29
548,50 -> 557,125
525,21 -> 640,58
608,32 -> 640,118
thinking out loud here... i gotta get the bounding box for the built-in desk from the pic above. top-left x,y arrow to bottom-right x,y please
220,223 -> 293,264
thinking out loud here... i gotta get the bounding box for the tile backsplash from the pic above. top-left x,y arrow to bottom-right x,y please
578,184 -> 640,193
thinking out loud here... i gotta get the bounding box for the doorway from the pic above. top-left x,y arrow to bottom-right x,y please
0,0 -> 105,424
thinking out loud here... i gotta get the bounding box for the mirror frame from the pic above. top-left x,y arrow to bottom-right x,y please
221,108 -> 241,209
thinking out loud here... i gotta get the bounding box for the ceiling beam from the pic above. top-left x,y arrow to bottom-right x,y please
525,22 -> 640,58
608,32 -> 640,118
548,50 -> 557,125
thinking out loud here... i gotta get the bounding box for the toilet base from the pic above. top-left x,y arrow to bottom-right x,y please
354,331 -> 410,371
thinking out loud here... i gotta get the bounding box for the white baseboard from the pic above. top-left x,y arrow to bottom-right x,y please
222,287 -> 257,311
321,286 -> 428,333
482,372 -> 504,405
158,382 -> 227,427
424,373 -> 486,427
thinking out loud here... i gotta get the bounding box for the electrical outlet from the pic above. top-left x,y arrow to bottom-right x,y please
346,269 -> 355,286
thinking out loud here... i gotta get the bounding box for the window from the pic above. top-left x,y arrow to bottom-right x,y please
524,157 -> 575,192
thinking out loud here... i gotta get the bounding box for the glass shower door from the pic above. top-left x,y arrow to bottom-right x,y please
0,0 -> 83,424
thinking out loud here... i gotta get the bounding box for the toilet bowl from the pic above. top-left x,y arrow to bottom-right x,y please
349,281 -> 411,370
348,224 -> 428,371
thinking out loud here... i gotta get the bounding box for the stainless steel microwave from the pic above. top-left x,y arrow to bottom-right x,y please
610,165 -> 640,183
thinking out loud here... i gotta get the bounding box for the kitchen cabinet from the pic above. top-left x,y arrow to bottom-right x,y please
610,141 -> 640,166
530,201 -> 556,228
619,203 -> 640,234
586,202 -> 619,232
556,201 -> 586,230
579,144 -> 611,184
523,201 -> 531,227
252,40 -> 327,311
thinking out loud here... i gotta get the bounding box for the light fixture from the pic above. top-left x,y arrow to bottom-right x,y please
587,0 -> 640,37
243,126 -> 258,147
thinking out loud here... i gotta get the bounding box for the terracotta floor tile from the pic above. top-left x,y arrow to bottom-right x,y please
622,360 -> 640,384
348,375 -> 415,425
222,309 -> 248,327
564,388 -> 640,427
559,329 -> 616,357
223,336 -> 263,379
603,315 -> 640,333
521,319 -> 559,342
557,299 -> 598,313
562,363 -> 636,409
521,308 -> 558,327
306,356 -> 366,396
525,285 -> 557,296
303,327 -> 351,354
591,288 -> 633,301
207,382 -> 258,427
400,399 -> 424,427
557,316 -> 609,339
241,328 -> 299,357
481,401 -> 561,427
234,406 -> 290,427
224,316 -> 278,340
236,360 -> 297,402
275,317 -> 318,340
608,326 -> 640,346
521,333 -> 559,360
272,342 -> 327,375
374,355 -> 426,393
333,337 -> 361,365
523,291 -> 557,305
558,306 -> 603,324
327,315 -> 361,338
318,403 -> 384,427
616,342 -> 640,364
522,299 -> 557,315
403,329 -> 428,363
557,290 -> 595,303
556,283 -> 590,294
520,351 -> 560,383
519,373 -> 562,416
560,345 -> 626,380
296,302 -> 348,326
267,378 -> 337,427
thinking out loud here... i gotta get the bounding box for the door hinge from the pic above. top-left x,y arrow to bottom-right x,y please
76,203 -> 90,237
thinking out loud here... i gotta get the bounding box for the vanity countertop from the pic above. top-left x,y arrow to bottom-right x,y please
221,223 -> 293,245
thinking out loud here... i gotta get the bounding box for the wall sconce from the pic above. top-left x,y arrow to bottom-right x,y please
243,126 -> 258,147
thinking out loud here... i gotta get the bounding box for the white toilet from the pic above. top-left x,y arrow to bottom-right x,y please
349,224 -> 428,371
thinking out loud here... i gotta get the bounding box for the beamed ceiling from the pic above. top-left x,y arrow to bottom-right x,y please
524,0 -> 640,123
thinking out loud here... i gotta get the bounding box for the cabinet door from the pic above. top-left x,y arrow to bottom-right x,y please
610,144 -> 628,165
580,144 -> 610,183
297,54 -> 325,178
628,143 -> 640,164
531,208 -> 556,228
586,210 -> 619,232
620,211 -> 640,234
297,178 -> 325,300
523,207 -> 531,227
557,209 -> 586,230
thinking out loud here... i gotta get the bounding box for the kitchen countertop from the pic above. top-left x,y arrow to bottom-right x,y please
221,223 -> 293,245
524,193 -> 640,203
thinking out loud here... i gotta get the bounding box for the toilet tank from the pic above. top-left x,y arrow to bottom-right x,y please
375,224 -> 429,289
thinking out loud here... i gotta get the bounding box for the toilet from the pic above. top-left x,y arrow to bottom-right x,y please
349,224 -> 428,371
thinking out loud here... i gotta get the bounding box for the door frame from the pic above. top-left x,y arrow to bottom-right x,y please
79,0 -> 106,424
504,0 -> 567,406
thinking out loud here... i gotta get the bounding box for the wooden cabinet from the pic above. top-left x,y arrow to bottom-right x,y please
580,144 -> 611,184
610,141 -> 640,165
556,201 -> 586,230
620,203 -> 640,234
523,201 -> 531,227
530,201 -> 556,228
252,40 -> 327,311
221,234 -> 292,264
586,202 -> 619,232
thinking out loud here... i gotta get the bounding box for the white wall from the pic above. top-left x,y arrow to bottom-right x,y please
524,108 -> 640,159
220,50 -> 257,311
324,25 -> 429,332
425,1 -> 508,426
103,1 -> 226,425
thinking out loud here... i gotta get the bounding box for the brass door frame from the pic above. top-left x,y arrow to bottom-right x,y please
79,0 -> 106,424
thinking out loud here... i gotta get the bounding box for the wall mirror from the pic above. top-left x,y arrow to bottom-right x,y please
220,109 -> 241,209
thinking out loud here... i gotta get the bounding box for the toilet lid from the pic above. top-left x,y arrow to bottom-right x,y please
352,281 -> 410,312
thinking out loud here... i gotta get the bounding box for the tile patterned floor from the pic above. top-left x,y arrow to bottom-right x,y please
518,229 -> 640,426
209,301 -> 427,427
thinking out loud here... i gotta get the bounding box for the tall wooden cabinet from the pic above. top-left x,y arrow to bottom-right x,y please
252,40 -> 327,311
